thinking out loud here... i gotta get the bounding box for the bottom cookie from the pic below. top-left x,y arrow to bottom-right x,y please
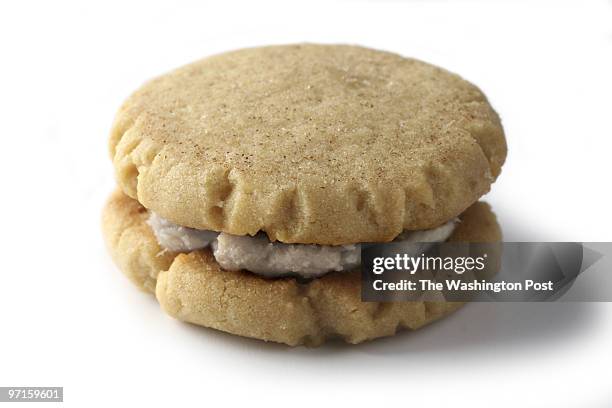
102,190 -> 501,346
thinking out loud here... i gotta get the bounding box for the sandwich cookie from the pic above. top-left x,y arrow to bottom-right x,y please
103,44 -> 506,346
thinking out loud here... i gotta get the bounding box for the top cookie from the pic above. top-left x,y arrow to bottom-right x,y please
110,44 -> 506,245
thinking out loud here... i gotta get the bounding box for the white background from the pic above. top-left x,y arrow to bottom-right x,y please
1,0 -> 611,407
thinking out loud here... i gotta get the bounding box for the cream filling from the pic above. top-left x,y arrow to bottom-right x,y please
147,212 -> 457,279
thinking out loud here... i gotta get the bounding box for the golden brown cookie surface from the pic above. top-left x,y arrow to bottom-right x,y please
110,44 -> 506,245
102,190 -> 501,346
